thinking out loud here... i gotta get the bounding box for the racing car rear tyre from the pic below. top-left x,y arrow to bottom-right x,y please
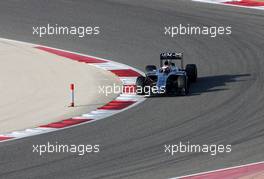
145,65 -> 157,72
185,64 -> 197,83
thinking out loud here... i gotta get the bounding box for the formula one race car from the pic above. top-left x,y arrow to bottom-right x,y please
136,52 -> 197,96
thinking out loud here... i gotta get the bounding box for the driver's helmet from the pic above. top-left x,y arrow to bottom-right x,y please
162,60 -> 171,74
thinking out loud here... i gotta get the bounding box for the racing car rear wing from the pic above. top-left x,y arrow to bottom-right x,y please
160,52 -> 183,69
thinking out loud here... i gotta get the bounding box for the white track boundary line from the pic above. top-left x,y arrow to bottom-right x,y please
192,0 -> 264,10
169,160 -> 264,179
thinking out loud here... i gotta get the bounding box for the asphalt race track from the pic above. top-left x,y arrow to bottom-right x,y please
0,0 -> 264,178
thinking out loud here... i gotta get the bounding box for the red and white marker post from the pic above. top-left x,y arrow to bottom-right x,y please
70,83 -> 75,107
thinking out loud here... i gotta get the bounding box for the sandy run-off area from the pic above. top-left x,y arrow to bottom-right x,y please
0,39 -> 121,133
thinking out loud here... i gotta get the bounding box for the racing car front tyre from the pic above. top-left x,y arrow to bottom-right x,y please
145,65 -> 157,72
185,64 -> 197,83
183,76 -> 190,96
166,75 -> 178,94
136,76 -> 145,95
178,76 -> 189,96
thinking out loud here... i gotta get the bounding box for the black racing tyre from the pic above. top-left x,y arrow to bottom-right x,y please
183,76 -> 190,95
145,65 -> 157,72
136,76 -> 145,95
166,75 -> 178,94
177,75 -> 185,89
177,75 -> 189,96
185,64 -> 197,83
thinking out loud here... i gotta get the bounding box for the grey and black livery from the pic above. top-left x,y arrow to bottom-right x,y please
136,52 -> 197,96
